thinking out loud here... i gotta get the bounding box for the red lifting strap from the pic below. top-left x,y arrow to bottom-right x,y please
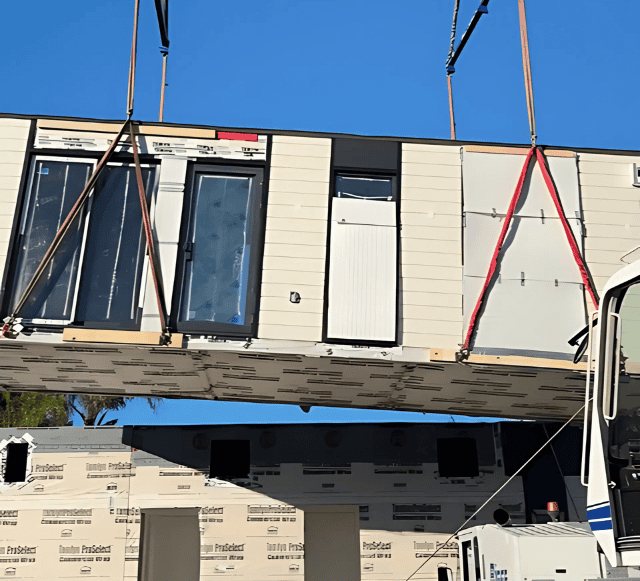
460,147 -> 599,355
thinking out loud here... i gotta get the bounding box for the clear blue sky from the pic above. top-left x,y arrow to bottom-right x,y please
2,1 -> 637,425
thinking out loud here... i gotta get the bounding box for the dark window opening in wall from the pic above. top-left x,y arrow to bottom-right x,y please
437,438 -> 479,478
175,166 -> 263,337
335,175 -> 394,201
209,440 -> 250,480
8,158 -> 157,330
4,443 -> 28,483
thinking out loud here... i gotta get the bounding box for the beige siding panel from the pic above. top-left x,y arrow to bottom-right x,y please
257,323 -> 321,342
266,204 -> 328,221
578,152 -> 640,165
0,164 -> 23,178
587,262 -> 626,278
401,150 -> 461,166
269,166 -> 329,183
270,154 -> 330,171
583,211 -> 640,227
401,213 -> 460,228
586,224 -> 640,240
401,200 -> 461,215
268,179 -> 329,195
402,175 -> 461,190
402,143 -> 461,154
401,278 -> 462,294
267,191 -> 329,207
586,249 -> 634,265
258,310 -> 323,328
402,290 -> 462,308
261,269 -> 325,287
262,256 -> 325,273
265,216 -> 328,234
403,318 -> 462,336
580,185 -> 640,202
264,242 -> 327,260
401,187 -> 460,202
259,296 -> 324,314
402,163 -> 461,179
400,237 -> 462,254
264,229 -> 326,247
403,332 -> 461,350
401,225 -> 461,242
403,305 -> 463,322
0,120 -> 29,263
271,142 -> 331,158
37,118 -> 219,138
260,283 -> 325,300
582,198 -> 640,214
401,250 -> 461,267
0,202 -> 16,216
0,118 -> 31,128
271,135 -> 331,147
402,264 -> 462,281
0,125 -> 31,140
579,161 -> 637,176
0,189 -> 21,205
584,236 -> 640,253
579,173 -> 634,189
0,140 -> 28,153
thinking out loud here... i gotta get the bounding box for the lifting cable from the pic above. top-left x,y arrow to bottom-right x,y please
517,0 -> 536,146
458,147 -> 599,358
445,0 -> 491,140
404,401 -> 590,581
446,0 -> 460,140
1,0 -> 171,344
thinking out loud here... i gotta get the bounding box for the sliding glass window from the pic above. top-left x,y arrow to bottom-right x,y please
8,157 -> 157,329
175,165 -> 263,336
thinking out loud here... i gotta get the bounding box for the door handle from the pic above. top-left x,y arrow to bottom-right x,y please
183,241 -> 193,261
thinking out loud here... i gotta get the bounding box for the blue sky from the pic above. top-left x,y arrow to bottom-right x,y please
2,0 -> 637,425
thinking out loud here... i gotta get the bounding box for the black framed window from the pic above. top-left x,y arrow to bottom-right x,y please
7,157 -> 157,330
334,174 -> 395,201
174,165 -> 263,336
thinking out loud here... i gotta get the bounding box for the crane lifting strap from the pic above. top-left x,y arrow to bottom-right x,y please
129,123 -> 171,344
459,147 -> 599,356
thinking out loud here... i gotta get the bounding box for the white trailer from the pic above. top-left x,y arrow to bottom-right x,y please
457,523 -> 600,581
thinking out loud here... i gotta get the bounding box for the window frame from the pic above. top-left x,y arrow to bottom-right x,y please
7,156 -> 159,331
172,163 -> 265,338
71,161 -> 158,331
9,155 -> 97,327
323,167 -> 400,346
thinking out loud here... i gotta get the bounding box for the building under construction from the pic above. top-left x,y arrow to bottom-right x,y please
0,113 -> 638,420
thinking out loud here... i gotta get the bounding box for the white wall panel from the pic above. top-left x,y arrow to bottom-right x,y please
464,213 -> 584,281
462,150 -> 587,356
327,199 -> 396,342
462,276 -> 586,354
463,152 -> 581,216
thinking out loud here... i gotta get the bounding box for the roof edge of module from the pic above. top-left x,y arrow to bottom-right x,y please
2,111 -> 639,158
